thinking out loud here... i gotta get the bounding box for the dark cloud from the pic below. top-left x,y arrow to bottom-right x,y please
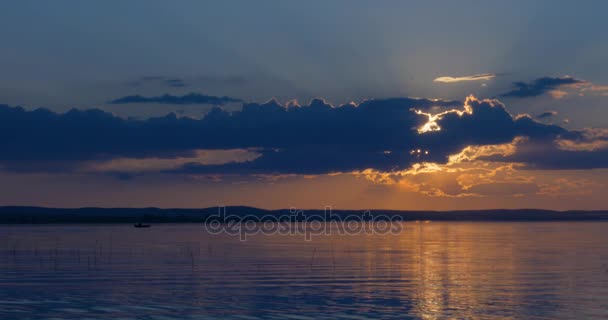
0,95 -> 589,176
484,129 -> 608,170
109,93 -> 243,105
129,75 -> 249,88
165,79 -> 187,88
536,111 -> 558,119
500,76 -> 586,98
486,140 -> 608,170
128,76 -> 186,88
196,75 -> 249,86
130,76 -> 189,88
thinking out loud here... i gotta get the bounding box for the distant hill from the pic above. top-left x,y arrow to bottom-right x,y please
0,206 -> 608,223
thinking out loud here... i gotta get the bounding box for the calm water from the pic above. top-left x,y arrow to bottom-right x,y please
1,222 -> 608,319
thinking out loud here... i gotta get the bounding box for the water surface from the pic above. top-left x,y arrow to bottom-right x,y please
1,222 -> 607,319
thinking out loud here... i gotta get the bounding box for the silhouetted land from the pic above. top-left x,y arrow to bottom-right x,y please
1,206 -> 608,223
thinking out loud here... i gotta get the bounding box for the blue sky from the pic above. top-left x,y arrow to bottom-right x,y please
2,1 -> 607,110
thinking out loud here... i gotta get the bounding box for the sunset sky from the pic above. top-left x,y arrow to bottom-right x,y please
2,1 -> 608,209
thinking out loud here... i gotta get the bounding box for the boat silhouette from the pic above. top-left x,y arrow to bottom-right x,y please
133,222 -> 151,228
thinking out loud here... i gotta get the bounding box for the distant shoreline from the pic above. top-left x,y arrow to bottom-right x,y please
1,206 -> 608,224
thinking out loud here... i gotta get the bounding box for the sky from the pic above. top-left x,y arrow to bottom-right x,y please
1,0 -> 608,209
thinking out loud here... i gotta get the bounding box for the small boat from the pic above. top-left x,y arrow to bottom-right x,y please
133,223 -> 151,228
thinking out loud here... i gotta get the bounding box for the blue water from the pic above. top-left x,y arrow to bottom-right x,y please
1,222 -> 608,319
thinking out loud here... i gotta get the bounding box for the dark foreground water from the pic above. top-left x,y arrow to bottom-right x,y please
1,222 -> 607,319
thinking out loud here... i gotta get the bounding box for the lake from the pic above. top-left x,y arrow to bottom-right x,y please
1,222 -> 607,319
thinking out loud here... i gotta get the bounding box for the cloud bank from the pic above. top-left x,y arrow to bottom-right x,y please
4,94 -> 606,181
500,76 -> 587,98
110,93 -> 242,105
